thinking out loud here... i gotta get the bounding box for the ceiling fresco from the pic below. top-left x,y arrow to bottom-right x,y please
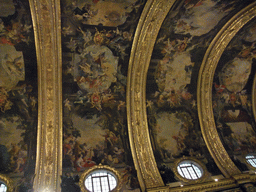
213,17 -> 256,171
146,0 -> 255,185
0,0 -> 256,191
61,0 -> 145,191
0,0 -> 37,191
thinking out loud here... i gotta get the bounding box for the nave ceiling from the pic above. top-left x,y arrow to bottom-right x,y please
0,0 -> 256,191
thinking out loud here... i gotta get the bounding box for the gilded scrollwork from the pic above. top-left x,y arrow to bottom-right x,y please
0,174 -> 14,192
127,0 -> 177,190
147,177 -> 247,192
29,0 -> 62,191
197,2 -> 256,178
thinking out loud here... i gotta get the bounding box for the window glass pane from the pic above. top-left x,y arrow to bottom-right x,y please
84,169 -> 118,192
177,166 -> 183,177
182,167 -> 192,179
177,161 -> 203,180
0,184 -> 7,192
85,175 -> 93,191
93,177 -> 101,192
108,174 -> 117,190
246,155 -> 256,168
248,159 -> 256,167
101,177 -> 109,192
192,164 -> 202,177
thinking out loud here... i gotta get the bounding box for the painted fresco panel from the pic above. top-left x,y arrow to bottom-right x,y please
213,18 -> 256,171
61,0 -> 145,191
146,0 -> 254,184
0,0 -> 37,191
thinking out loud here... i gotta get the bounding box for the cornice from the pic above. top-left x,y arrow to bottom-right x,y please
148,173 -> 256,192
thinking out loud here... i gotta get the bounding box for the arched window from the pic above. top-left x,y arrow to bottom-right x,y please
246,155 -> 256,168
177,161 -> 203,180
84,170 -> 117,192
0,183 -> 7,192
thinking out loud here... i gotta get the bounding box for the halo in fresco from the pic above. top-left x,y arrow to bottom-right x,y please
156,112 -> 187,157
155,51 -> 194,93
219,57 -> 252,93
0,44 -> 25,91
74,44 -> 118,93
66,0 -> 141,27
174,0 -> 236,36
153,111 -> 195,159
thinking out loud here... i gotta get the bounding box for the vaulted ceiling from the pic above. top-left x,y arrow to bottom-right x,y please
0,0 -> 256,191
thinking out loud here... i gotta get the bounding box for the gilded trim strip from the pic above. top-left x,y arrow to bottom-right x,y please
0,174 -> 14,192
147,173 -> 256,192
253,70 -> 256,124
29,0 -> 63,191
127,0 -> 177,190
197,2 -> 256,177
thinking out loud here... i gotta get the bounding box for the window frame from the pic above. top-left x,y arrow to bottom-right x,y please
0,174 -> 13,192
173,157 -> 209,183
84,170 -> 117,192
177,161 -> 203,180
79,165 -> 122,192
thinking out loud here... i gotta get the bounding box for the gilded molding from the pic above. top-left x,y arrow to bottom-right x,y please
168,178 -> 238,192
0,174 -> 14,192
197,2 -> 256,178
79,165 -> 122,192
253,71 -> 256,124
29,0 -> 63,191
127,0 -> 177,190
148,173 -> 256,192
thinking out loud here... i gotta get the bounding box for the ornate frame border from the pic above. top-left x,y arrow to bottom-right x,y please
197,2 -> 256,177
29,0 -> 63,191
79,165 -> 122,192
126,0 -> 177,190
253,71 -> 256,124
0,174 -> 14,192
172,156 -> 210,184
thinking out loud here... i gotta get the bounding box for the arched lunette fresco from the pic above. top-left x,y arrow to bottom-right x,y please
197,2 -> 256,178
127,0 -> 176,190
